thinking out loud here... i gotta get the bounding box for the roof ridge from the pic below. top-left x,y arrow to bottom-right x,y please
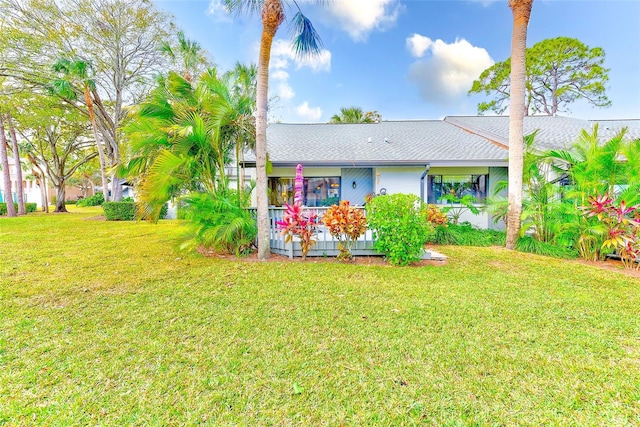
443,116 -> 508,149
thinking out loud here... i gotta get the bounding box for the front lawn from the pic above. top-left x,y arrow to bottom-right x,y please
1,208 -> 638,425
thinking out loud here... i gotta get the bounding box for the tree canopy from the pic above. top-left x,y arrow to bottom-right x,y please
469,37 -> 610,116
329,107 -> 381,124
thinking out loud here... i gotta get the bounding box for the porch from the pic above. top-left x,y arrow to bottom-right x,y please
263,207 -> 442,260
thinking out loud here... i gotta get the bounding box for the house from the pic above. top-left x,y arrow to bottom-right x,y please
0,156 -> 44,207
243,115 -> 640,230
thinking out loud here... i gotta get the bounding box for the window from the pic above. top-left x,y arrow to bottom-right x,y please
268,177 -> 340,207
428,174 -> 488,204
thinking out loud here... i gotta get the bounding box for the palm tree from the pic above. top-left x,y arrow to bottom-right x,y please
0,114 -> 17,217
222,0 -> 323,260
506,0 -> 534,250
329,107 -> 381,124
122,68 -> 256,218
50,57 -> 110,202
6,113 -> 25,215
160,30 -> 208,83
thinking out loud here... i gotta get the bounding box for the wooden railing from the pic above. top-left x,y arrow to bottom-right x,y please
249,206 -> 377,258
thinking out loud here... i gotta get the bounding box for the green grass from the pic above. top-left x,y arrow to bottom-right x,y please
1,207 -> 639,425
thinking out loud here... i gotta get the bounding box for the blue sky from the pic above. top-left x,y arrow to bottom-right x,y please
155,0 -> 640,122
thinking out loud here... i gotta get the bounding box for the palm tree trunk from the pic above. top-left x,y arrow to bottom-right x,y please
506,0 -> 533,250
85,88 -> 110,203
255,0 -> 285,260
7,114 -> 25,215
0,114 -> 17,217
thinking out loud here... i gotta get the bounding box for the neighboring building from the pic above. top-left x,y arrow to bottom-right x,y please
242,115 -> 640,229
0,156 -> 44,207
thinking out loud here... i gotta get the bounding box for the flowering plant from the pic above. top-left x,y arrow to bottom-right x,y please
276,201 -> 318,259
583,194 -> 640,269
322,200 -> 367,261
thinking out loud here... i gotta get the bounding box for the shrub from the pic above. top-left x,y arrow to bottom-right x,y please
276,201 -> 319,259
102,201 -> 168,221
431,223 -> 505,246
102,201 -> 136,221
426,204 -> 448,227
366,193 -> 434,266
0,203 -> 37,215
582,193 -> 639,269
77,193 -> 105,207
65,199 -> 77,205
322,200 -> 367,261
181,192 -> 257,256
516,236 -> 579,259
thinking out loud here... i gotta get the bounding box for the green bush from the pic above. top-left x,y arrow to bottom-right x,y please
65,199 -> 77,205
77,193 -> 105,207
366,193 -> 434,266
431,223 -> 506,246
102,201 -> 136,221
0,202 -> 37,215
102,201 -> 168,221
181,192 -> 257,256
516,235 -> 579,259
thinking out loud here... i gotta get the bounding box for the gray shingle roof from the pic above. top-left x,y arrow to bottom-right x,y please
444,116 -> 640,151
243,116 -> 639,167
262,120 -> 508,167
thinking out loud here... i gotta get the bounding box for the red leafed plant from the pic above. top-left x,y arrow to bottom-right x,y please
322,200 -> 367,261
583,194 -> 640,270
276,202 -> 318,259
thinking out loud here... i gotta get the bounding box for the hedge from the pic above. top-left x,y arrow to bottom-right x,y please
0,202 -> 37,215
102,202 -> 168,221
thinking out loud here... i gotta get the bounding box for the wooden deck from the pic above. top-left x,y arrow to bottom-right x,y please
260,207 -> 438,260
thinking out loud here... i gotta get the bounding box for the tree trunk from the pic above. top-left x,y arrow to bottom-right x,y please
55,182 -> 68,213
255,0 -> 285,260
506,0 -> 534,250
6,113 -> 25,215
0,114 -> 17,217
85,87 -> 110,203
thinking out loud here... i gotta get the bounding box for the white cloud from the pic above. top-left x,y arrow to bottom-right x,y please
271,39 -> 331,72
406,34 -> 433,58
326,0 -> 403,42
276,82 -> 295,101
296,101 -> 323,121
206,0 -> 232,22
407,36 -> 494,105
271,70 -> 289,81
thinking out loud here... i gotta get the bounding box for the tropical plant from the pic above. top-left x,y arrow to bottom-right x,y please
329,107 -> 381,124
469,37 -> 610,116
441,193 -> 480,225
222,0 -> 324,260
425,204 -> 448,227
4,113 -> 25,214
367,193 -> 434,266
582,194 -> 640,269
0,114 -> 16,217
276,201 -> 319,259
122,67 -> 254,221
50,57 -> 110,203
322,200 -> 368,261
506,0 -> 534,250
180,192 -> 257,256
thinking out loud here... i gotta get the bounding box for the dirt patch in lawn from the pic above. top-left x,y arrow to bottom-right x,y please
571,258 -> 640,279
197,247 -> 447,267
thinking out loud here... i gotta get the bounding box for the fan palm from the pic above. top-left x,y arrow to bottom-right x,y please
329,107 -> 381,124
222,0 -> 324,260
50,57 -> 110,202
506,0 -> 534,249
